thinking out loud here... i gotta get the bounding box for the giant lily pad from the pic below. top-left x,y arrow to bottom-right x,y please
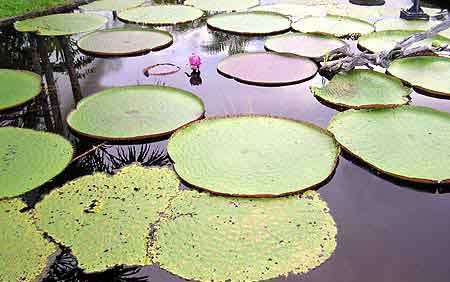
387,56 -> 450,97
0,127 -> 73,199
292,15 -> 375,38
250,4 -> 326,18
150,189 -> 337,281
184,0 -> 258,12
217,52 -> 318,86
117,5 -> 204,26
35,165 -> 180,273
67,85 -> 205,141
77,28 -> 173,57
168,116 -> 339,197
80,0 -> 145,11
0,199 -> 57,282
265,33 -> 346,61
328,106 -> 450,183
311,69 -> 411,109
358,30 -> 450,53
14,13 -> 108,36
0,69 -> 41,111
325,4 -> 398,23
207,11 -> 291,35
374,19 -> 450,39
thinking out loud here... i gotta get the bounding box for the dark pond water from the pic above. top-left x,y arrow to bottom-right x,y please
1,0 -> 450,281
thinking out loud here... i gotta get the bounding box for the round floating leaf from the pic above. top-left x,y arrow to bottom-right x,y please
217,52 -> 318,86
0,127 -> 73,199
207,11 -> 291,35
35,165 -> 181,273
67,85 -> 205,141
184,0 -> 258,12
265,33 -> 346,61
311,69 -> 411,109
150,189 -> 337,281
358,30 -> 450,53
278,0 -> 340,4
325,4 -> 398,23
374,19 -> 450,39
0,69 -> 41,111
78,28 -> 173,57
168,116 -> 339,197
328,106 -> 450,183
143,63 -> 180,76
250,4 -> 326,18
14,13 -> 108,36
80,0 -> 145,11
387,56 -> 450,97
0,199 -> 57,282
117,5 -> 204,26
292,15 -> 374,38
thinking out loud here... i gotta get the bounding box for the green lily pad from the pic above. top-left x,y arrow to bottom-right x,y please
0,127 -> 73,199
217,52 -> 318,86
67,85 -> 205,141
311,69 -> 411,109
77,28 -> 173,57
35,165 -> 180,273
14,13 -> 108,36
328,106 -> 450,183
117,5 -> 204,26
265,33 -> 346,61
325,4 -> 398,23
0,69 -> 41,111
292,15 -> 375,38
374,19 -> 450,38
150,189 -> 337,281
387,56 -> 450,97
250,4 -> 326,18
278,0 -> 340,4
0,199 -> 57,282
358,30 -> 450,53
207,11 -> 291,35
168,116 -> 339,197
184,0 -> 258,12
80,0 -> 145,11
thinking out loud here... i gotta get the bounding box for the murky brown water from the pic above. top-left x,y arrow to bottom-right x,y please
1,0 -> 450,281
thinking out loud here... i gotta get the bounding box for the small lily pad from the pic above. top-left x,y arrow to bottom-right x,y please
0,199 -> 57,282
387,56 -> 450,97
250,4 -> 326,18
78,28 -> 173,57
184,0 -> 259,12
67,85 -> 205,141
14,13 -> 108,36
328,106 -> 450,183
150,189 -> 337,281
292,15 -> 375,38
168,116 -> 339,197
35,165 -> 180,273
80,0 -> 145,11
0,127 -> 73,199
265,33 -> 346,61
311,69 -> 411,109
217,52 -> 318,86
207,11 -> 291,35
358,30 -> 450,53
118,5 -> 204,26
0,69 -> 41,111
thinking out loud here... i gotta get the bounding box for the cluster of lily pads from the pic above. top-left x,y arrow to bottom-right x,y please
2,0 -> 450,281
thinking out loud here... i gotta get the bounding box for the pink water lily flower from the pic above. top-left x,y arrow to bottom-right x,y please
189,53 -> 202,70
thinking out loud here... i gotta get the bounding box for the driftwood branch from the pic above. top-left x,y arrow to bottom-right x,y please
321,18 -> 450,74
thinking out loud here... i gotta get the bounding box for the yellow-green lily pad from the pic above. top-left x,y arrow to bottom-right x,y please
184,0 -> 259,12
118,5 -> 204,26
80,0 -> 145,11
0,69 -> 41,111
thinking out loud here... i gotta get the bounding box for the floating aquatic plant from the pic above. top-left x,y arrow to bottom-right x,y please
217,52 -> 318,86
35,164 -> 181,273
66,85 -> 205,141
250,4 -> 326,18
0,199 -> 57,282
79,0 -> 145,11
311,69 -> 411,109
150,189 -> 337,281
117,5 -> 204,26
328,106 -> 450,183
0,69 -> 41,111
0,127 -> 73,199
77,28 -> 173,57
168,116 -> 339,197
184,0 -> 259,12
